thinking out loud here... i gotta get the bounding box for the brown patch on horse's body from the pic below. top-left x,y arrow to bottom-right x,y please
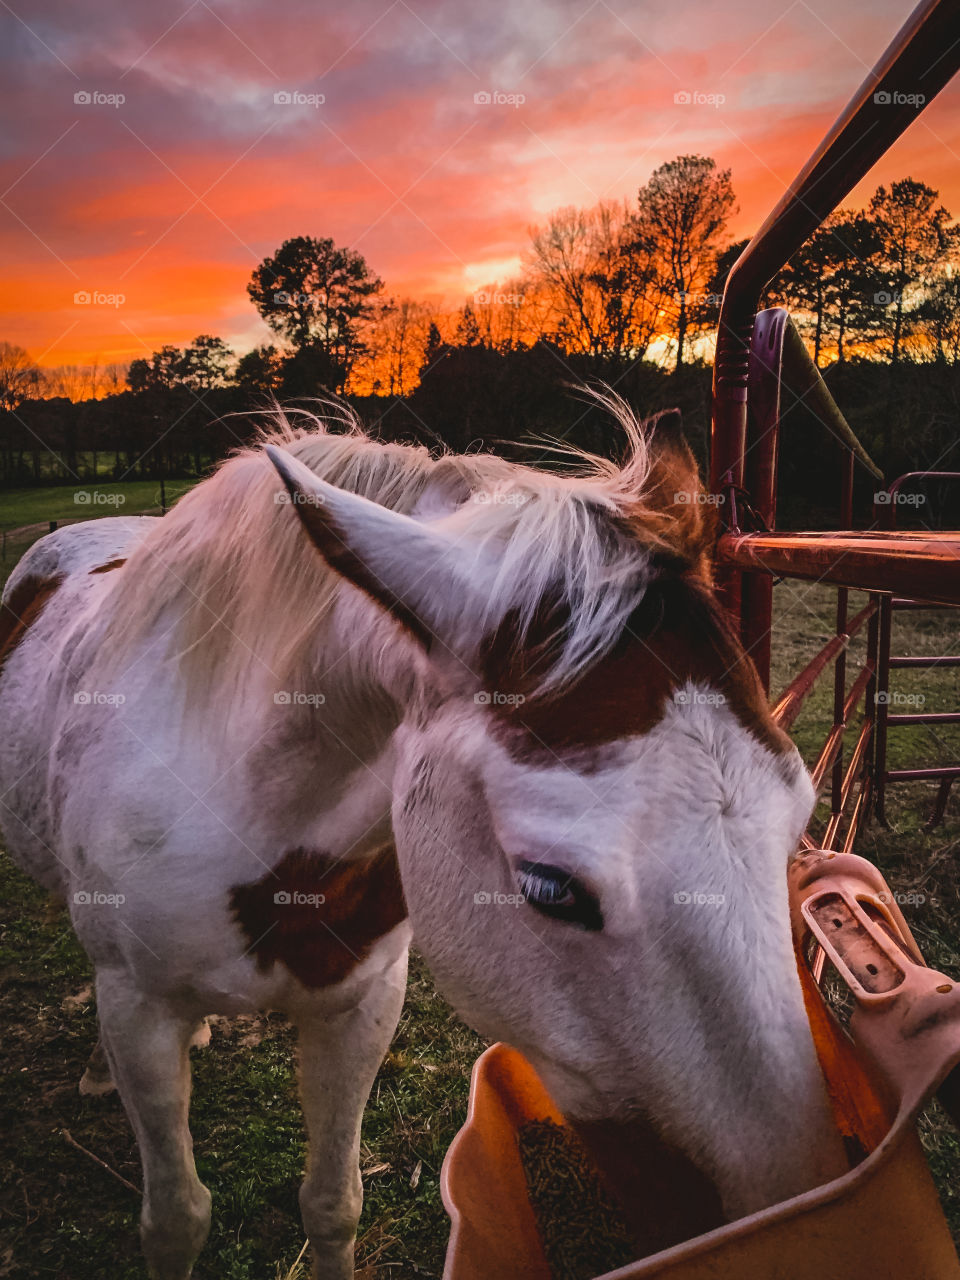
481,567 -> 791,761
89,558 -> 126,574
0,573 -> 65,678
230,845 -> 407,989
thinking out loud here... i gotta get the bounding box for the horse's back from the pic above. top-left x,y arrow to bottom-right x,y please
0,517 -> 160,891
2,516 -> 158,606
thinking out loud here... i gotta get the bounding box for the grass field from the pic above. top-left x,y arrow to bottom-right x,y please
0,481 -> 199,596
0,480 -> 199,532
0,559 -> 958,1276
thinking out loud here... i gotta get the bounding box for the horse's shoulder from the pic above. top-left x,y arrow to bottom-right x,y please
0,569 -> 66,674
230,845 -> 408,989
3,517 -> 159,600
0,517 -> 160,679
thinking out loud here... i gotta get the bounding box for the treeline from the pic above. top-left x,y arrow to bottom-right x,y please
1,155 -> 958,495
3,345 -> 959,518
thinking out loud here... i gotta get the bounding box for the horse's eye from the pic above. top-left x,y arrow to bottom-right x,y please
516,861 -> 603,931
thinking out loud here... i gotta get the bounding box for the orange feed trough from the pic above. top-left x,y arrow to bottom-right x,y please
441,850 -> 960,1279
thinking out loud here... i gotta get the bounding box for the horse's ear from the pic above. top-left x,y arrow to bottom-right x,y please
642,409 -> 716,577
265,445 -> 481,651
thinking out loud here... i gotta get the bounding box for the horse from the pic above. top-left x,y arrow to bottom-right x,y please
0,398 -> 846,1279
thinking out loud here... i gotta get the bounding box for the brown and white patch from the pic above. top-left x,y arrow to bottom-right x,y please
89,557 -> 127,575
479,565 -> 791,762
0,573 -> 65,678
230,845 -> 407,989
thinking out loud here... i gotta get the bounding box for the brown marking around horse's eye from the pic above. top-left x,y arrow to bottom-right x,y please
89,558 -> 127,574
229,845 -> 407,989
0,573 -> 65,679
478,593 -> 571,698
481,569 -> 791,761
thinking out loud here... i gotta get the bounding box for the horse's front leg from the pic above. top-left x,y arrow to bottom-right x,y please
95,971 -> 211,1280
295,945 -> 408,1280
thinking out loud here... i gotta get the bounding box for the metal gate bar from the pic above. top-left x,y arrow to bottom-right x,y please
710,0 -> 960,852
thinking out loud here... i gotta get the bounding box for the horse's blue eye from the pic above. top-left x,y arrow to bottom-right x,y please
516,861 -> 603,931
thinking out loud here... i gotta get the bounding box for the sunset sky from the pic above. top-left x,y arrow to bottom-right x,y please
2,0 -> 958,369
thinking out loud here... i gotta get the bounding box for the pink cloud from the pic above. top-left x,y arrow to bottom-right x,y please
0,0 -> 956,366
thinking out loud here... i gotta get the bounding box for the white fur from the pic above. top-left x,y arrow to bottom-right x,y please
0,405 -> 845,1279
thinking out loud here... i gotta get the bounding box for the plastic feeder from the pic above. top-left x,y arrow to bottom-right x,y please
441,850 -> 960,1279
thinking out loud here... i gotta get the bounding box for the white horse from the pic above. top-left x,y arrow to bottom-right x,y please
0,400 -> 845,1279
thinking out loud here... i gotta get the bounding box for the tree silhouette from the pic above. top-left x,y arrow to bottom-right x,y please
869,180 -> 954,362
0,342 -> 43,411
526,200 -> 661,363
821,213 -> 883,363
179,335 -> 234,390
455,303 -> 483,348
419,322 -> 453,376
632,155 -> 736,370
247,236 -> 383,391
235,345 -> 285,396
775,214 -> 881,365
359,298 -> 433,395
918,273 -> 960,364
127,346 -> 184,392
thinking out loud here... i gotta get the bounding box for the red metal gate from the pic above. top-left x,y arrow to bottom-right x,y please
710,0 -> 960,851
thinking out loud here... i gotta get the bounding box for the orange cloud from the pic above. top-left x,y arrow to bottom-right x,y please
0,0 -> 956,368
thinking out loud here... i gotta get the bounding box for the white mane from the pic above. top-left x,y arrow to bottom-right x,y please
92,395 -> 677,719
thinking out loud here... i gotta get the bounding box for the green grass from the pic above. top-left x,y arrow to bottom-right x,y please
770,578 -> 960,1240
1,480 -> 198,532
0,857 -> 480,1279
0,481 -> 200,594
0,572 -> 958,1277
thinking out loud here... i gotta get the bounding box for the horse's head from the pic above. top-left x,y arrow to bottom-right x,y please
266,402 -> 846,1247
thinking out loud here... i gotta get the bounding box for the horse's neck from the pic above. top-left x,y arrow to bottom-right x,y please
239,591 -> 424,856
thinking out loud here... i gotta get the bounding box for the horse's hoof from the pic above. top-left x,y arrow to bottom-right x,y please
79,1067 -> 116,1096
189,1019 -> 211,1050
